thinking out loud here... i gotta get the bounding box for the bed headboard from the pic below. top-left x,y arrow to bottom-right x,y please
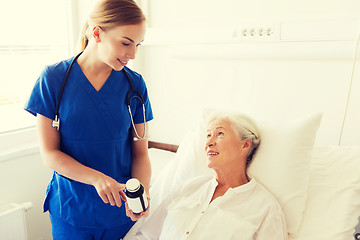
148,141 -> 178,153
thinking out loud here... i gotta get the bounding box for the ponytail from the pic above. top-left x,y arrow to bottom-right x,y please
79,20 -> 90,52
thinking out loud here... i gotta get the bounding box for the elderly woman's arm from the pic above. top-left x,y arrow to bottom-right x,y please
254,204 -> 288,240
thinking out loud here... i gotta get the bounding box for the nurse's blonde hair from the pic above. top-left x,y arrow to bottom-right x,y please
79,0 -> 146,51
204,111 -> 261,165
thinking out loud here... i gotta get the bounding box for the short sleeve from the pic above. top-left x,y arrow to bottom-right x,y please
25,57 -> 72,121
24,66 -> 58,120
131,74 -> 153,124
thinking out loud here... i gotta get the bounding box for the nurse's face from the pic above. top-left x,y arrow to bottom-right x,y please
205,119 -> 247,172
97,22 -> 146,71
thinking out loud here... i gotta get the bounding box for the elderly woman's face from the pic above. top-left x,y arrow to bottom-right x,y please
205,119 -> 247,171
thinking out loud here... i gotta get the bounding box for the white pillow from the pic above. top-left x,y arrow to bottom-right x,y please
147,112 -> 322,238
295,146 -> 360,240
247,113 -> 322,238
149,129 -> 212,210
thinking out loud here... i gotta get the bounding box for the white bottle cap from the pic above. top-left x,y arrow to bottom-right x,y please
126,178 -> 140,192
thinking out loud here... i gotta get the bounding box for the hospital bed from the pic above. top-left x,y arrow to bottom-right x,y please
127,112 -> 360,240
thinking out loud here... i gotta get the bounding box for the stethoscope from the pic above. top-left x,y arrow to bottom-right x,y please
52,52 -> 146,141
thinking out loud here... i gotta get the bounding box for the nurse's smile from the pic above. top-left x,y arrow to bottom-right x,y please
118,58 -> 127,66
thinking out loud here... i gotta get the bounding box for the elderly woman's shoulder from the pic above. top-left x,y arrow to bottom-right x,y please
251,178 -> 283,210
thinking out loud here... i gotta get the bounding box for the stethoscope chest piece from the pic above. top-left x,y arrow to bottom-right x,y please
52,115 -> 60,131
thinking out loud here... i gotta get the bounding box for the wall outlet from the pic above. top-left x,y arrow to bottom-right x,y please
238,24 -> 280,41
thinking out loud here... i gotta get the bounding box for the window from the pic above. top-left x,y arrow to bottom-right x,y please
0,0 -> 71,133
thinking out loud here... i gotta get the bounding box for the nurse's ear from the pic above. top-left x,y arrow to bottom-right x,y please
92,26 -> 102,43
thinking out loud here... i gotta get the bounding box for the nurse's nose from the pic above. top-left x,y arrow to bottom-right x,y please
126,45 -> 137,60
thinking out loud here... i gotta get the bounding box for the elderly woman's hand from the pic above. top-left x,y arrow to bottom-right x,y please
125,195 -> 150,221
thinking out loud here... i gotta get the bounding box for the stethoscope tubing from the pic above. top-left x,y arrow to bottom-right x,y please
53,52 -> 146,141
55,51 -> 83,120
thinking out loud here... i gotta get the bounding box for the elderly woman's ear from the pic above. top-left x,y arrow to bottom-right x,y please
243,138 -> 253,149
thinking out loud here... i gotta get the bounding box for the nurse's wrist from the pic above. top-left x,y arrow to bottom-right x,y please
87,169 -> 106,186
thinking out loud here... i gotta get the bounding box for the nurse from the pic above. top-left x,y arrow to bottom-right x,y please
24,0 -> 153,239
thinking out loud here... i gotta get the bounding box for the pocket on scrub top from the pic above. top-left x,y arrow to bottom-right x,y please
43,184 -> 53,213
43,172 -> 69,213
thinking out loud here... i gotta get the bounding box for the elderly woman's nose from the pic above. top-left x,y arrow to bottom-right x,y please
206,136 -> 215,147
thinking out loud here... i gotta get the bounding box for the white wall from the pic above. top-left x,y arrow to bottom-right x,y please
145,0 -> 360,28
132,0 -> 360,146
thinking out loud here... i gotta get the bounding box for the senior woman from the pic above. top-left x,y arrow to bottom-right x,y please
127,112 -> 288,240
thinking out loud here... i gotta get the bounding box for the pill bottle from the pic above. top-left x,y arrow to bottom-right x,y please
125,178 -> 148,214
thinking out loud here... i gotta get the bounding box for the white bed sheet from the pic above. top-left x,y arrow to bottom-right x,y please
295,146 -> 360,240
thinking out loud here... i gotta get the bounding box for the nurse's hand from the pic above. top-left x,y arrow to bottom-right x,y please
93,173 -> 127,208
125,196 -> 150,221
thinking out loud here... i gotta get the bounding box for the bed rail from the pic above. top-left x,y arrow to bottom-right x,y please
148,141 -> 179,153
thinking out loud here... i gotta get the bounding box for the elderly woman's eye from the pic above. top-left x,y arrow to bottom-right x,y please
207,133 -> 212,138
218,132 -> 224,136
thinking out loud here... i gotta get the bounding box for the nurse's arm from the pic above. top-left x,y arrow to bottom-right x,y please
127,122 -> 151,221
36,114 -> 126,208
131,122 -> 151,194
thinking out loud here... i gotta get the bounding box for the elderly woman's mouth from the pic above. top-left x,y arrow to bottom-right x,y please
207,151 -> 219,156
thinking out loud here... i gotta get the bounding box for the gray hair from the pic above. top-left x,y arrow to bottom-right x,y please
204,111 -> 261,165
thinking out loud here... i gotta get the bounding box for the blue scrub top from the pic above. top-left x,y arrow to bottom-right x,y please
25,56 -> 153,228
